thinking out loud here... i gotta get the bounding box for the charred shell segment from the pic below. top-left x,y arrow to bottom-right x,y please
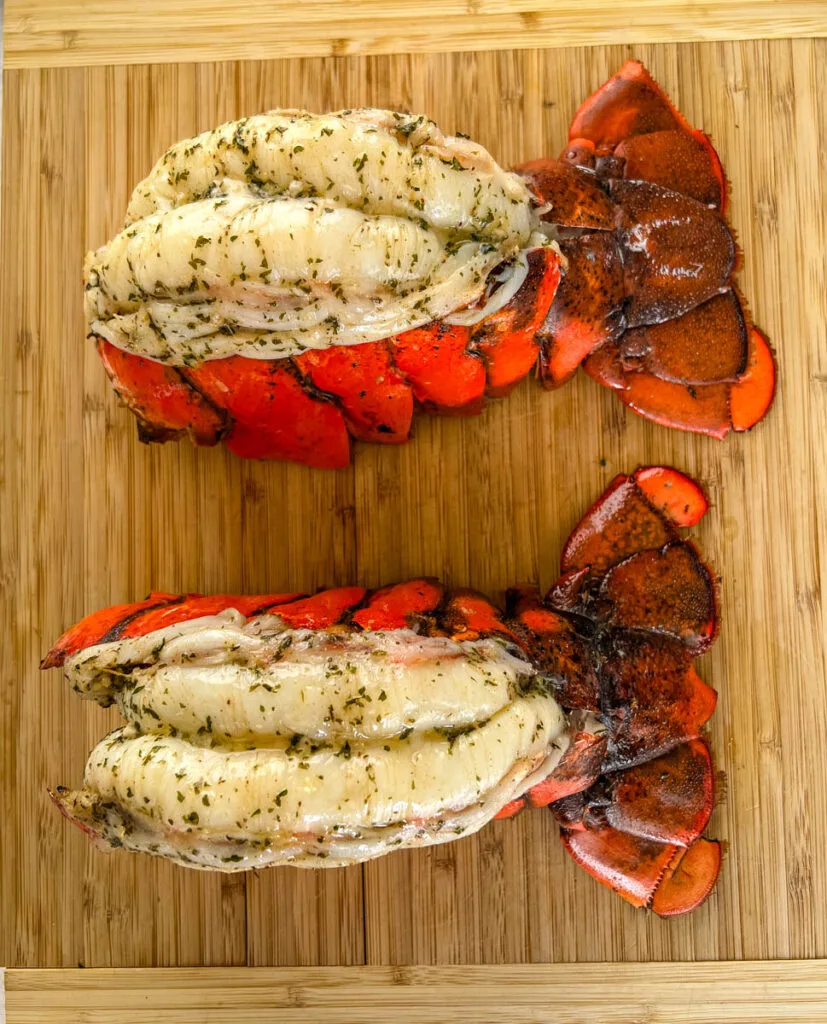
96,339 -> 229,445
517,160 -> 616,231
525,171 -> 744,397
598,637 -> 717,773
296,342 -> 414,444
352,579 -> 445,631
183,356 -> 353,467
274,588 -> 368,629
438,590 -> 518,642
46,467 -> 721,912
63,612 -> 275,706
117,593 -> 305,639
389,323 -> 486,414
536,232 -> 625,388
506,588 -> 600,713
471,247 -> 562,398
41,591 -> 180,671
499,725 -> 608,815
42,592 -> 305,671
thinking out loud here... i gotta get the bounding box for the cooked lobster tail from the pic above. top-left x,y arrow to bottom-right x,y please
518,60 -> 775,438
44,468 -> 722,915
91,63 -> 775,466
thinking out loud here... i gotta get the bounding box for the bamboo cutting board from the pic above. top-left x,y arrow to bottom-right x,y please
2,12 -> 827,1010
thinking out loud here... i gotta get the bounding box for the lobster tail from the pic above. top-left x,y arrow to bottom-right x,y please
519,60 -> 776,438
511,467 -> 721,915
90,64 -> 774,464
44,469 -> 723,915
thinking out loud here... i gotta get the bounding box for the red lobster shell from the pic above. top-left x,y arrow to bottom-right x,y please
45,467 -> 721,916
92,62 -> 776,467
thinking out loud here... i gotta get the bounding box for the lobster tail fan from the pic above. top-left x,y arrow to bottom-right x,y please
549,467 -> 721,915
522,61 -> 776,436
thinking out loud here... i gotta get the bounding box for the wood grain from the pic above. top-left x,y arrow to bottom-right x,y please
1,41 -> 825,971
5,1 -> 827,69
5,962 -> 827,1023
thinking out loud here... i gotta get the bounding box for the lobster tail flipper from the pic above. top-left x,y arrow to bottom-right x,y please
564,58 -> 726,212
516,467 -> 722,915
519,60 -> 776,437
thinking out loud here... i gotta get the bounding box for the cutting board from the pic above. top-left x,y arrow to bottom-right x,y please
2,11 -> 827,1004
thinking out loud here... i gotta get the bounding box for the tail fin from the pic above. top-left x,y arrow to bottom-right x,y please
512,467 -> 722,915
520,61 -> 776,436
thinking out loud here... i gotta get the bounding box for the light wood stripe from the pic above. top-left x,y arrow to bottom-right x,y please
4,0 -> 827,69
5,962 -> 827,1023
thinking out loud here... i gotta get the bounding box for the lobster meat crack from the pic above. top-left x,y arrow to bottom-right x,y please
90,62 -> 776,465
46,468 -> 722,916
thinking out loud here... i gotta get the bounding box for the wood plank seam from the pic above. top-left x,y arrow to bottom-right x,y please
3,962 -> 827,1023
4,1 -> 827,69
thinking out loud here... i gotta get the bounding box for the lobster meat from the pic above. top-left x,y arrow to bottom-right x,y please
88,61 -> 776,467
45,467 -> 721,915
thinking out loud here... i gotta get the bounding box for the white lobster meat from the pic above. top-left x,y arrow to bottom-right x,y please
54,616 -> 568,869
86,109 -> 548,365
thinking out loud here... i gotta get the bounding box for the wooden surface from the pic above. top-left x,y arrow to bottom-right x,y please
5,962 -> 827,1023
5,1 -> 827,69
1,39 -> 826,975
